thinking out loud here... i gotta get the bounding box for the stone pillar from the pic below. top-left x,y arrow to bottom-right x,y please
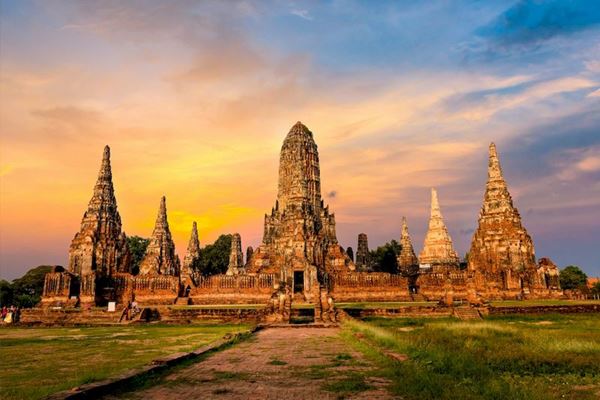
355,233 -> 372,272
226,233 -> 245,276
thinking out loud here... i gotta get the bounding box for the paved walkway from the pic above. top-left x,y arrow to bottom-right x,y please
104,327 -> 394,399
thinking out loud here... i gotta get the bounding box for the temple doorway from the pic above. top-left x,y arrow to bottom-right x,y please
293,271 -> 304,293
69,276 -> 80,298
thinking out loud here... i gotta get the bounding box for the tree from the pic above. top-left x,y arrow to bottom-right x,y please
0,280 -> 13,307
128,236 -> 150,275
559,265 -> 588,290
346,247 -> 354,262
1,265 -> 53,308
193,234 -> 232,276
591,281 -> 600,296
370,240 -> 401,274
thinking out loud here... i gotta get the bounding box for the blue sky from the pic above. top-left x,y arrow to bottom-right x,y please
1,0 -> 599,279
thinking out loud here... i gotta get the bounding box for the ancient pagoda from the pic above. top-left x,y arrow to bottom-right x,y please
181,221 -> 200,285
468,143 -> 538,293
226,233 -> 245,275
139,196 -> 180,275
397,217 -> 419,275
67,146 -> 130,277
355,233 -> 373,272
419,188 -> 459,268
247,122 -> 354,298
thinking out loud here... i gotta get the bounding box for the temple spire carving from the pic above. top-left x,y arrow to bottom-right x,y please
419,188 -> 459,266
468,143 -> 537,288
68,145 -> 129,276
181,221 -> 200,282
139,196 -> 180,275
226,233 -> 245,275
247,121 -> 354,282
398,217 -> 418,274
355,233 -> 372,272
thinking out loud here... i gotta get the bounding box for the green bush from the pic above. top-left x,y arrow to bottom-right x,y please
559,265 -> 587,290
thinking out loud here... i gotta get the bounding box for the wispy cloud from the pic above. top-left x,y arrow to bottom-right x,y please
290,8 -> 313,21
477,0 -> 600,46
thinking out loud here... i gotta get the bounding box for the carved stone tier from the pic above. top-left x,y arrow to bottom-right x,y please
355,233 -> 372,272
181,221 -> 200,286
398,217 -> 419,275
139,196 -> 180,276
67,146 -> 130,277
468,143 -> 542,296
247,122 -> 354,295
226,233 -> 245,275
419,188 -> 459,267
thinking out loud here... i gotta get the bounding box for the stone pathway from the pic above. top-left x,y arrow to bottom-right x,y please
103,327 -> 395,399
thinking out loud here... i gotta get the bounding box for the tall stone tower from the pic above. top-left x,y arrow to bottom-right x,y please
139,196 -> 180,275
68,146 -> 130,277
226,233 -> 245,275
181,221 -> 200,283
355,233 -> 372,272
398,217 -> 419,274
247,122 -> 354,287
468,143 -> 538,292
419,188 -> 459,267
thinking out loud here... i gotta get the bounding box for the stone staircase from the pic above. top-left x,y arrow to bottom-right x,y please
174,297 -> 190,305
453,307 -> 482,320
411,293 -> 426,301
290,306 -> 315,324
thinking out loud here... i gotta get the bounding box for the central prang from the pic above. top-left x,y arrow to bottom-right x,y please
246,122 -> 355,300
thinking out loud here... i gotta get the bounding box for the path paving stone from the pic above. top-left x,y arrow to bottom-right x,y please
102,327 -> 395,399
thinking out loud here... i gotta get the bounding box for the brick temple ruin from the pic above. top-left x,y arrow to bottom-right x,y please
42,122 -> 562,310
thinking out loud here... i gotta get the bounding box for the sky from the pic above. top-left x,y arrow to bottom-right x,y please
0,0 -> 599,280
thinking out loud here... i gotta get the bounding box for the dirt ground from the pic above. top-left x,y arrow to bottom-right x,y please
103,327 -> 395,399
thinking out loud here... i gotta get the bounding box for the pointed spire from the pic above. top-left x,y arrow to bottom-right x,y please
99,145 -> 111,178
91,145 -> 116,207
419,188 -> 459,266
398,217 -> 418,272
482,143 -> 515,216
430,188 -> 442,219
68,145 -> 128,276
488,142 -> 505,182
139,196 -> 179,275
182,221 -> 200,281
355,233 -> 372,272
157,196 -> 167,224
226,233 -> 245,275
187,222 -> 200,254
468,142 -> 537,282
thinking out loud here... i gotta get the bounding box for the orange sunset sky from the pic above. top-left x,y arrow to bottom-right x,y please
1,1 -> 599,279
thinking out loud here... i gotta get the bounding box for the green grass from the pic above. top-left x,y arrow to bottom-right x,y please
268,359 -> 288,365
490,299 -> 600,307
291,303 -> 315,309
0,323 -> 250,400
323,372 -> 373,397
336,301 -> 437,309
342,314 -> 600,400
170,304 -> 266,309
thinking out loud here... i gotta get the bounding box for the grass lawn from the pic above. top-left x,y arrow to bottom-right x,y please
343,314 -> 600,400
336,301 -> 437,309
170,304 -> 266,309
490,299 -> 600,307
0,323 -> 250,400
